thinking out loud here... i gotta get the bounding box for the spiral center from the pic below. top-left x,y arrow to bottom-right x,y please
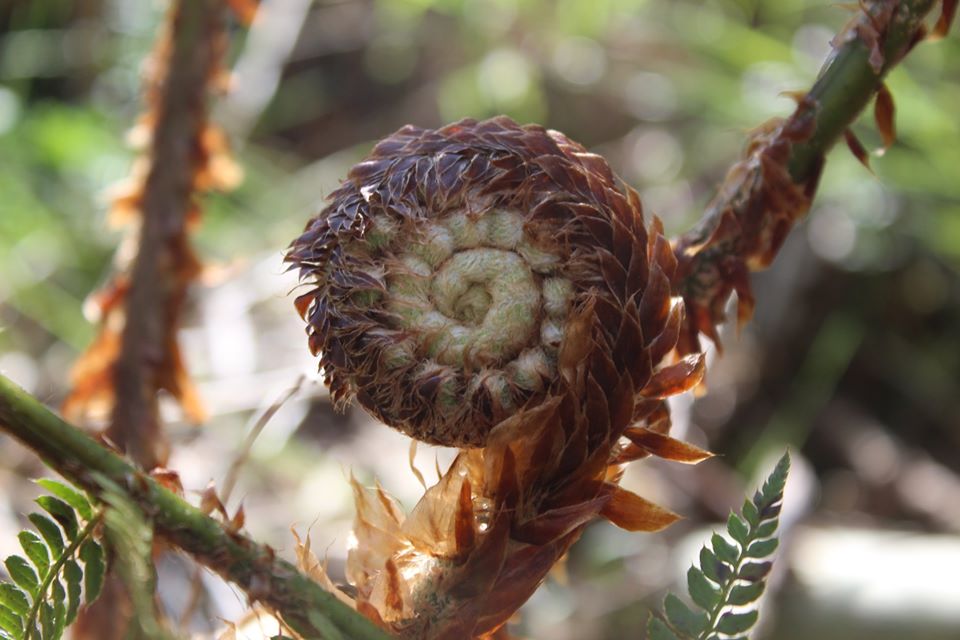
369,207 -> 574,433
426,248 -> 540,367
453,285 -> 491,325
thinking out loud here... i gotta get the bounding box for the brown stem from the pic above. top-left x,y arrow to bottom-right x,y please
110,0 -> 223,468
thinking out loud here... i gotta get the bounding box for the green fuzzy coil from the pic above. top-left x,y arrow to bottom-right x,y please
352,207 -> 572,429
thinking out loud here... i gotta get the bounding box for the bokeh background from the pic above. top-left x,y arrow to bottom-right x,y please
1,0 -> 960,638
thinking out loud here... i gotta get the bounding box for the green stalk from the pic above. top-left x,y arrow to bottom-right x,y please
787,0 -> 937,182
671,0 -> 942,338
0,374 -> 391,640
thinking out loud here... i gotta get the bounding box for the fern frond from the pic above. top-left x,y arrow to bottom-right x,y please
0,480 -> 105,640
648,451 -> 790,640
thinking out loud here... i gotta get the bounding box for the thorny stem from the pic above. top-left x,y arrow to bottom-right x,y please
179,376 -> 306,630
787,0 -> 936,181
110,0 -> 221,468
672,0 -> 941,325
0,374 -> 391,640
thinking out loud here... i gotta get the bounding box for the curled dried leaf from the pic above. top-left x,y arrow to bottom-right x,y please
874,83 -> 896,154
844,128 -> 873,171
600,485 -> 681,533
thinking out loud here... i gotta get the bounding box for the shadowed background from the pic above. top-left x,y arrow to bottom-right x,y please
1,0 -> 959,637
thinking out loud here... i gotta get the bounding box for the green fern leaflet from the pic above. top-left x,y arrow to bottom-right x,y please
0,480 -> 106,640
649,451 -> 790,640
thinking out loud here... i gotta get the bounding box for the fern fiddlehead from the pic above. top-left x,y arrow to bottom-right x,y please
288,116 -> 710,637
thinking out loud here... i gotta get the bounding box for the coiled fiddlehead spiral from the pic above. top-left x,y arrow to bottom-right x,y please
288,117 -> 707,637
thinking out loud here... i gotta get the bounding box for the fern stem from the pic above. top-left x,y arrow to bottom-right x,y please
22,513 -> 102,640
671,0 -> 941,348
0,374 -> 391,640
786,0 -> 936,182
109,0 -> 225,469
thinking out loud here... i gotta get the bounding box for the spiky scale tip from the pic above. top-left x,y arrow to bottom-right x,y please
287,116 -> 702,448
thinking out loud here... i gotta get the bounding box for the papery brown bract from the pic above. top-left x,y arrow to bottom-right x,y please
932,0 -> 958,38
673,104 -> 818,357
874,83 -> 896,154
288,117 -> 708,637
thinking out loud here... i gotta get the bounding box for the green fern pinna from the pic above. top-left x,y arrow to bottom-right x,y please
649,452 -> 790,640
0,480 -> 105,640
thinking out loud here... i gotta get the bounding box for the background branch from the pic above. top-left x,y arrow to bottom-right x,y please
0,373 -> 390,640
109,0 -> 225,469
671,0 -> 942,353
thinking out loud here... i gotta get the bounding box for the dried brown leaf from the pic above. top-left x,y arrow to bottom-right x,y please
874,83 -> 896,155
844,128 -> 873,172
148,468 -> 184,495
228,504 -> 245,532
599,485 -> 681,532
199,482 -> 227,519
623,428 -> 713,464
640,353 -> 706,398
226,0 -> 259,24
933,0 -> 958,39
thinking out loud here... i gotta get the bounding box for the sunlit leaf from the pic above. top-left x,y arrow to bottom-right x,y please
79,540 -> 105,604
36,480 -> 93,522
18,531 -> 49,578
5,556 -> 39,593
728,582 -> 765,606
739,561 -> 773,582
0,605 -> 23,639
0,584 -> 29,616
36,497 -> 79,541
647,616 -> 681,640
726,513 -> 749,546
711,533 -> 738,565
63,560 -> 83,625
686,566 -> 719,611
741,499 -> 759,528
28,514 -> 64,557
664,593 -> 707,636
746,538 -> 779,558
717,610 -> 758,635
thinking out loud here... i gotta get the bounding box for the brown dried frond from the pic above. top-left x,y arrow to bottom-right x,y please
287,116 -> 707,637
672,107 -> 818,356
